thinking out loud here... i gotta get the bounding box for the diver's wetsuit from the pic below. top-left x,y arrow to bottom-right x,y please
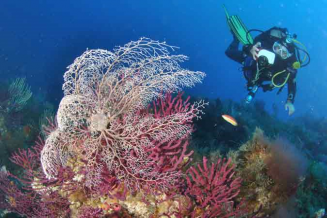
225,28 -> 297,103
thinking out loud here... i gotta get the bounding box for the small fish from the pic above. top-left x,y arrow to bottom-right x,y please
222,114 -> 238,126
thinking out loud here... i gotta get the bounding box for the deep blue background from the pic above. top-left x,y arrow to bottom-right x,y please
0,0 -> 326,119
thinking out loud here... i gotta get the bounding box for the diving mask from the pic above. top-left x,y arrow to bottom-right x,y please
273,41 -> 292,59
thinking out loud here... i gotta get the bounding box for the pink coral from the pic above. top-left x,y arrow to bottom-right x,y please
0,139 -> 71,218
185,157 -> 243,218
0,38 -> 208,217
40,38 -> 206,194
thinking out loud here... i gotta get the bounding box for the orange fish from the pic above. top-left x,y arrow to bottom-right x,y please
222,114 -> 238,126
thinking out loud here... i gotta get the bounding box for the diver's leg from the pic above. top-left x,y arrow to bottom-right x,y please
245,84 -> 258,103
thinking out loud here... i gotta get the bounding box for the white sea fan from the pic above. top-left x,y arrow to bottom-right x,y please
40,130 -> 71,179
41,38 -> 206,184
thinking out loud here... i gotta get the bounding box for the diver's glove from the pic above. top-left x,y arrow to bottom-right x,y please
285,100 -> 295,116
243,42 -> 261,60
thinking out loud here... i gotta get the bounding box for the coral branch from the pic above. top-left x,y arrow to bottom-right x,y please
185,157 -> 243,217
40,38 -> 205,194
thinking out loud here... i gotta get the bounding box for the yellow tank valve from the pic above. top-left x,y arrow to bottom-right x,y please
292,61 -> 301,69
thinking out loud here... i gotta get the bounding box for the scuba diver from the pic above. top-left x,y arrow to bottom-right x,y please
223,5 -> 310,116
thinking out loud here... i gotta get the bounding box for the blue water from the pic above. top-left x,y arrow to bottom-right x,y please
0,0 -> 326,119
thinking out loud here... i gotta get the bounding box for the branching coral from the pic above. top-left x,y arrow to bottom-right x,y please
0,38 -> 247,218
185,157 -> 244,218
0,139 -> 71,218
41,38 -> 206,193
0,38 -> 214,218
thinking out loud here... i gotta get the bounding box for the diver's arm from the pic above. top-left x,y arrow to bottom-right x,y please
242,32 -> 268,59
225,36 -> 245,64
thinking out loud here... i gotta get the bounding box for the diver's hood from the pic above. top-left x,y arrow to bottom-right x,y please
269,27 -> 288,39
267,27 -> 295,54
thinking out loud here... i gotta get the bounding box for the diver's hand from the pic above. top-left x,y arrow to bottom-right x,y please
250,42 -> 261,60
285,101 -> 295,116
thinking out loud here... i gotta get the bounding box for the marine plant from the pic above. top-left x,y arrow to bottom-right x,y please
295,161 -> 327,218
0,78 -> 41,172
0,38 -> 244,218
228,128 -> 308,217
0,77 -> 32,113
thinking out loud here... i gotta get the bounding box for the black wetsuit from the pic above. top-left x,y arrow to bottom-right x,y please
225,28 -> 297,103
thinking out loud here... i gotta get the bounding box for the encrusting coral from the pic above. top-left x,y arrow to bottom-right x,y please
229,128 -> 308,217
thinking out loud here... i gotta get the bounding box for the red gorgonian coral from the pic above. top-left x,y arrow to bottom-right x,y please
0,139 -> 72,217
0,38 -> 211,217
185,157 -> 244,218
